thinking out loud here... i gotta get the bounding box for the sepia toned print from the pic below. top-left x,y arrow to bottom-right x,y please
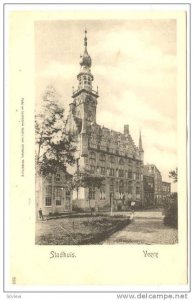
7,9 -> 187,287
35,21 -> 178,246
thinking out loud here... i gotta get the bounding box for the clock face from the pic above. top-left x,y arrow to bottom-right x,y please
85,95 -> 91,103
86,95 -> 96,106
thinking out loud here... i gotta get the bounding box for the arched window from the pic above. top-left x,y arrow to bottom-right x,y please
89,152 -> 96,162
115,181 -> 119,192
119,158 -> 124,165
119,169 -> 124,177
119,180 -> 124,193
128,182 -> 132,194
110,155 -> 115,164
136,186 -> 141,195
99,153 -> 106,166
118,158 -> 124,177
128,158 -> 133,168
128,170 -> 132,179
89,152 -> 96,172
110,179 -> 114,192
100,181 -> 106,200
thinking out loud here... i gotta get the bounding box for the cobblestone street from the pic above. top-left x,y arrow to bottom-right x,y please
103,210 -> 178,244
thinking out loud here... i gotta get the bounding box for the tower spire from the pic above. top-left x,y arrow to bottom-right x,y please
72,30 -> 98,99
139,130 -> 143,151
79,29 -> 92,69
139,130 -> 144,162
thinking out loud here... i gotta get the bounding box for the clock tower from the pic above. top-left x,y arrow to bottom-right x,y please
66,30 -> 99,156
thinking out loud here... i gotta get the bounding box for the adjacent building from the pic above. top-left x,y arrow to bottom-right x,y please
143,175 -> 155,207
162,181 -> 171,204
144,164 -> 171,206
36,171 -> 72,216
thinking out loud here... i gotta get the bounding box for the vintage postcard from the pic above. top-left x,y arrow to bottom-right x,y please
4,3 -> 189,292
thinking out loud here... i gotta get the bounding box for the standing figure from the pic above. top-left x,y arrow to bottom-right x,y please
38,208 -> 44,221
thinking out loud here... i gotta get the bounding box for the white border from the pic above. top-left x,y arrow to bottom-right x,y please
2,1 -> 192,298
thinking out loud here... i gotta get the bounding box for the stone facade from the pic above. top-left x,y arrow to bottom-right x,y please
66,31 -> 144,211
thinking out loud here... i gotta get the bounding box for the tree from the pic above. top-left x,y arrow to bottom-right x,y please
163,167 -> 178,229
163,193 -> 178,228
35,85 -> 76,176
72,167 -> 105,213
168,167 -> 178,183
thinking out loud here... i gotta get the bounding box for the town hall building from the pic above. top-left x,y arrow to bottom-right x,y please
66,31 -> 144,211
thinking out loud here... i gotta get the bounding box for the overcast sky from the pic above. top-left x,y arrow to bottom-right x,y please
35,19 -> 177,189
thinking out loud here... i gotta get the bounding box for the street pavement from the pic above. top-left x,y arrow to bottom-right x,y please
102,210 -> 178,244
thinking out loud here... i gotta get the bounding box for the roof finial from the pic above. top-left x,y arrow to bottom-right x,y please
84,29 -> 87,48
